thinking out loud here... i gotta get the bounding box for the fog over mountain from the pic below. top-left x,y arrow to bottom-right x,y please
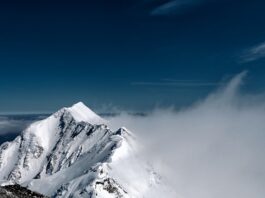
108,71 -> 265,198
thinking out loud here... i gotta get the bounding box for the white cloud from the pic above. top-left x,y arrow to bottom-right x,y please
108,71 -> 265,198
241,42 -> 265,62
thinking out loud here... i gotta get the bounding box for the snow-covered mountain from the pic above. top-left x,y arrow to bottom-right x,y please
0,102 -> 176,198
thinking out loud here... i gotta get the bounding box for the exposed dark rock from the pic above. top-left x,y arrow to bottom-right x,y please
0,184 -> 48,198
95,178 -> 127,197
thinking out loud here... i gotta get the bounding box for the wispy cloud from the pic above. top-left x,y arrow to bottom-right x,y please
240,42 -> 265,63
150,0 -> 205,16
131,79 -> 223,87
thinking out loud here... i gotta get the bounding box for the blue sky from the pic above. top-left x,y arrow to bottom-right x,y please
1,0 -> 265,113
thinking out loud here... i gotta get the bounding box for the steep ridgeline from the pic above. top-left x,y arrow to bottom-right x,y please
0,102 -> 176,198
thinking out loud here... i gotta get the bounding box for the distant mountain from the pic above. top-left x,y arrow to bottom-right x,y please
0,102 -> 176,198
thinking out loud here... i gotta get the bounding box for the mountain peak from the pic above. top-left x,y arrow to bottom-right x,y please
70,101 -> 87,109
0,102 -> 176,197
66,102 -> 105,124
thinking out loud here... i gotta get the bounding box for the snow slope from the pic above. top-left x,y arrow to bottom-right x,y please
0,102 -> 176,198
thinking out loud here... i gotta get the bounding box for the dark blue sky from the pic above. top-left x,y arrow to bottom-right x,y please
1,0 -> 265,113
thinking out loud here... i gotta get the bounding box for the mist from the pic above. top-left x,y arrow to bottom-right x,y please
108,71 -> 265,198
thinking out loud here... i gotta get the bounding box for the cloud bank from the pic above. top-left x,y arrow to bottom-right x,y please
0,117 -> 29,135
0,115 -> 48,144
108,71 -> 265,198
